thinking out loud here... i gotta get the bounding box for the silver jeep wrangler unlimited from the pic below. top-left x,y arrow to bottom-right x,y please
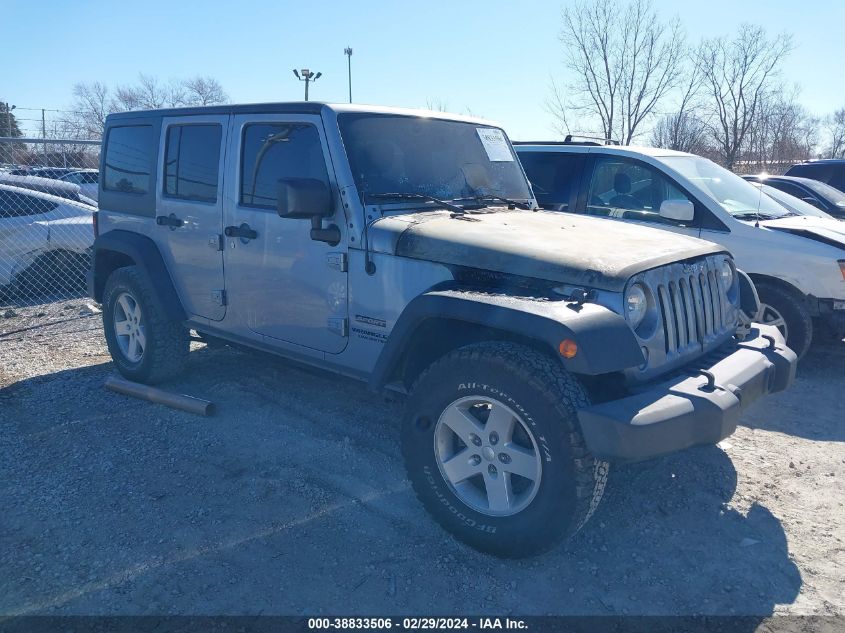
88,103 -> 796,557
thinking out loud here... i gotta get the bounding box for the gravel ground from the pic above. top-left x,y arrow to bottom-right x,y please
1,299 -> 843,617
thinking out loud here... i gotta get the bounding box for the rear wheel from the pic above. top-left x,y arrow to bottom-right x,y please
401,342 -> 608,557
102,266 -> 189,384
755,282 -> 813,359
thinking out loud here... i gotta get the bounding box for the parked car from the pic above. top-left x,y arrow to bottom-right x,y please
742,174 -> 845,220
745,181 -> 836,219
0,183 -> 95,290
0,172 -> 96,206
515,142 -> 845,355
57,169 -> 99,203
785,159 -> 845,193
88,103 -> 795,557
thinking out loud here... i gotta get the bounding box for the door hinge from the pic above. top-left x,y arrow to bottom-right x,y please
209,234 -> 224,251
327,317 -> 348,337
211,289 -> 227,307
326,252 -> 348,272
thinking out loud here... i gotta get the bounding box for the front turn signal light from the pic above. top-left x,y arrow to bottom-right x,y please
559,339 -> 578,358
839,260 -> 845,281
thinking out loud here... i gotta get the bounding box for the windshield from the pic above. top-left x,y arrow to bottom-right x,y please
337,114 -> 532,205
662,156 -> 792,219
798,178 -> 845,206
753,183 -> 834,219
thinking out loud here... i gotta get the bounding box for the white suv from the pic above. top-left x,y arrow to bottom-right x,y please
515,142 -> 845,357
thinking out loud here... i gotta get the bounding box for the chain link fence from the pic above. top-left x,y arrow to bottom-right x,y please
0,137 -> 99,317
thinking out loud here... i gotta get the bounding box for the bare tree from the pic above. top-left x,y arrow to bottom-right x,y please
696,24 -> 793,170
650,111 -> 710,154
182,76 -> 228,106
742,87 -> 817,173
649,58 -> 709,153
824,108 -> 845,159
550,0 -> 686,144
71,74 -> 229,138
71,82 -> 111,138
425,98 -> 450,112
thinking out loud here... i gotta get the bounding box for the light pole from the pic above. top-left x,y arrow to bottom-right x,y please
292,68 -> 322,101
344,47 -> 353,103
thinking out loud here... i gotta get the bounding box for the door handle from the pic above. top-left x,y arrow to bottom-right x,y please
156,213 -> 184,229
224,223 -> 258,240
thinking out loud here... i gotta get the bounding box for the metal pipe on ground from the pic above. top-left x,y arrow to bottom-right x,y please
104,376 -> 214,417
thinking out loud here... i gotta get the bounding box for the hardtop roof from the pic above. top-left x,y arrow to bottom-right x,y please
105,102 -> 498,127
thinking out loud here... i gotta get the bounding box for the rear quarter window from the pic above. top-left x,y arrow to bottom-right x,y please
103,125 -> 153,194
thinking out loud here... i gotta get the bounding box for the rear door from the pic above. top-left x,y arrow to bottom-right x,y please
153,115 -> 228,321
517,151 -> 584,212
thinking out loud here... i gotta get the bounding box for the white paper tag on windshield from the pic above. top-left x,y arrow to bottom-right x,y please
477,128 -> 514,162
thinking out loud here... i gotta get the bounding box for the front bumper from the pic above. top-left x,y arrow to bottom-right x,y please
817,298 -> 845,337
577,324 -> 796,462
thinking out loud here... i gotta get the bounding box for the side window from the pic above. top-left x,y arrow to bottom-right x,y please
771,181 -> 812,201
239,123 -> 329,209
0,191 -> 58,218
829,167 -> 845,191
103,125 -> 153,194
788,164 -> 832,184
586,157 -> 694,225
518,152 -> 580,210
163,124 -> 222,203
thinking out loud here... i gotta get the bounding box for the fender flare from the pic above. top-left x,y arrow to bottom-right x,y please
90,230 -> 185,322
369,286 -> 644,389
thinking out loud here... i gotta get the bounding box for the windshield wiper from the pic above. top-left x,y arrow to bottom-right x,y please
367,192 -> 465,214
733,212 -> 784,220
453,195 -> 531,210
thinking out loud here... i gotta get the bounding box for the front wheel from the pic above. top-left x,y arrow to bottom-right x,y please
401,342 -> 608,557
755,282 -> 813,359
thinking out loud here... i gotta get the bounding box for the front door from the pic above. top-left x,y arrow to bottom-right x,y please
222,114 -> 348,354
154,115 -> 228,320
583,155 -> 701,239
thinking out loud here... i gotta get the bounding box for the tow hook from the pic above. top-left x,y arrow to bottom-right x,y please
697,370 -> 720,393
698,369 -> 716,392
697,370 -> 742,400
761,334 -> 778,350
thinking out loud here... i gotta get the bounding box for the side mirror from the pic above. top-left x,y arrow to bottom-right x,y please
277,178 -> 333,219
659,199 -> 695,222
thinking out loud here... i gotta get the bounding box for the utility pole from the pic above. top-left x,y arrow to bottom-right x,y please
344,47 -> 353,103
42,108 -> 47,160
292,68 -> 322,101
3,102 -> 14,137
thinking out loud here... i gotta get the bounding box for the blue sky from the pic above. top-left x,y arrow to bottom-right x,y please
5,0 -> 844,140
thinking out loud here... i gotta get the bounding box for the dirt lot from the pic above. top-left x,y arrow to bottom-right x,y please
1,299 -> 843,617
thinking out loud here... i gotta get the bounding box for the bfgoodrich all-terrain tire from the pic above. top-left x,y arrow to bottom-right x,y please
102,266 -> 189,384
755,282 -> 813,359
401,342 -> 608,558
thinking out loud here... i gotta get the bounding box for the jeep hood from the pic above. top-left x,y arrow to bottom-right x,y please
368,210 -> 723,292
758,216 -> 845,251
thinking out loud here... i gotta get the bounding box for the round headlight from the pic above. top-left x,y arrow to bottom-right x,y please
720,260 -> 734,289
625,284 -> 648,329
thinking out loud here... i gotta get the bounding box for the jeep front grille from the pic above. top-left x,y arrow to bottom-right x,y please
656,259 -> 729,355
